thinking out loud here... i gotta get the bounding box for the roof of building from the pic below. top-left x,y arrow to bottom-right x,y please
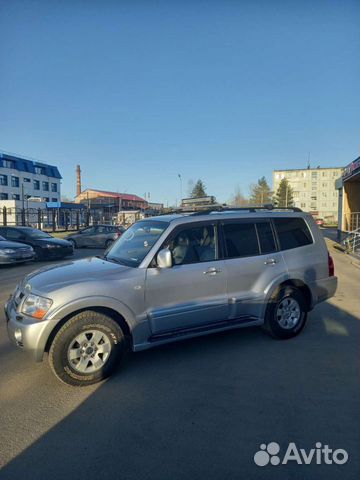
78,188 -> 146,202
273,166 -> 343,172
0,151 -> 62,179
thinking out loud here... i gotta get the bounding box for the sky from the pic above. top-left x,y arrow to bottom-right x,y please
0,0 -> 359,206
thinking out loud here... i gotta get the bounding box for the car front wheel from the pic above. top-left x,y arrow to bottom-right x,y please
49,310 -> 126,386
263,286 -> 307,339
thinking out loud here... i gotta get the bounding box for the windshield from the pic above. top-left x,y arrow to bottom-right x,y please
106,220 -> 169,267
26,229 -> 52,239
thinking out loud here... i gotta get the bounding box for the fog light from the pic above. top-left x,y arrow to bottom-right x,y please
14,328 -> 22,344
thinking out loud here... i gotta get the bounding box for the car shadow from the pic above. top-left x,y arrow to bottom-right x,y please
0,301 -> 359,480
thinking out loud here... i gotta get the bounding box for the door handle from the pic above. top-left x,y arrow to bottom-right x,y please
203,267 -> 221,275
264,258 -> 278,265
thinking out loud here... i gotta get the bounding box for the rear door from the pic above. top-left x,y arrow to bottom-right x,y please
78,226 -> 98,247
221,219 -> 287,320
94,226 -> 109,247
145,221 -> 228,335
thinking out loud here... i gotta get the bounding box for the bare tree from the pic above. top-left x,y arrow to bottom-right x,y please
230,186 -> 248,206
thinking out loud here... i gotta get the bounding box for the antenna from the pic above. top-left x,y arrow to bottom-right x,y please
307,152 -> 311,169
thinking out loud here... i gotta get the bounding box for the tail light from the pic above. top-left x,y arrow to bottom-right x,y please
115,232 -> 121,238
328,252 -> 335,277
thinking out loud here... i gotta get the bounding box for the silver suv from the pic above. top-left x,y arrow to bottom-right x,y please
5,208 -> 337,386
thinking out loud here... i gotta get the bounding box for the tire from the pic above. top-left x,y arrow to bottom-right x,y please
105,239 -> 113,249
263,286 -> 307,339
68,238 -> 77,249
49,310 -> 126,386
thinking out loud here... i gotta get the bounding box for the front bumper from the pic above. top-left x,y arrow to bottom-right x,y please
5,298 -> 53,362
0,252 -> 35,264
41,246 -> 74,259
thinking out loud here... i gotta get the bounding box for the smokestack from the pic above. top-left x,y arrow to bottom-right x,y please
76,165 -> 81,197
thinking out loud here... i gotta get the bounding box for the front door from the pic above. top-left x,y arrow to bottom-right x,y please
145,223 -> 228,335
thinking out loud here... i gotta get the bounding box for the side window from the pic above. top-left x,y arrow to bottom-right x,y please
223,222 -> 259,258
274,218 -> 313,251
82,227 -> 96,235
255,222 -> 277,254
6,229 -> 25,241
97,226 -> 107,233
168,224 -> 217,265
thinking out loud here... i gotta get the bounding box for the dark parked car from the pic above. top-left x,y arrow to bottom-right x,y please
65,224 -> 125,248
0,227 -> 74,260
0,235 -> 35,265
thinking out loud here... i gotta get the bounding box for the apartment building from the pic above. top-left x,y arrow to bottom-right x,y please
273,166 -> 343,223
0,151 -> 62,204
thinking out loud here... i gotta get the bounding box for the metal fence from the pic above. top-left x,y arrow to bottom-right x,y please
0,206 -> 89,231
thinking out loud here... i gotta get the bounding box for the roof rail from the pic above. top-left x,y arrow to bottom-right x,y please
189,205 -> 303,215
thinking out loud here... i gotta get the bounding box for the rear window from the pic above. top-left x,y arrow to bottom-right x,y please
273,218 -> 313,250
223,222 -> 259,258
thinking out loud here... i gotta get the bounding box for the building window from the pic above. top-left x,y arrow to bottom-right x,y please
23,177 -> 31,183
52,197 -> 58,202
44,197 -> 50,202
35,166 -> 45,175
301,203 -> 306,208
3,159 -> 15,169
0,193 -> 8,200
11,176 -> 20,188
12,194 -> 20,200
51,182 -> 58,192
42,181 -> 49,191
0,174 -> 8,186
33,180 -> 40,190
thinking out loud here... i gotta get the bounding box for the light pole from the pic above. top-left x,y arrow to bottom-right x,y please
178,174 -> 182,207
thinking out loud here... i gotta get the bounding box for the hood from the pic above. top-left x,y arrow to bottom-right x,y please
36,237 -> 72,246
0,240 -> 32,250
24,256 -> 130,293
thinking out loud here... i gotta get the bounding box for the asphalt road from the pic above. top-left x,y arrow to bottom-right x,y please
0,244 -> 359,480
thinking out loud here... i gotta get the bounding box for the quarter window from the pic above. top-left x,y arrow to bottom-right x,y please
223,222 -> 259,258
274,218 -> 313,250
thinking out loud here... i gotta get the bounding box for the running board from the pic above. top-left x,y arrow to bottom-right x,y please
149,316 -> 259,342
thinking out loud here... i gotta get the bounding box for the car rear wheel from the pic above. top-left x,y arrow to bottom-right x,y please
49,310 -> 126,386
263,286 -> 307,339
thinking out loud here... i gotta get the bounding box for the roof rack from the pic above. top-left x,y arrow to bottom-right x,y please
156,204 -> 302,217
189,205 -> 303,215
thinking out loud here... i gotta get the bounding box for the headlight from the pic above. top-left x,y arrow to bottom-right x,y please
0,248 -> 16,254
21,294 -> 53,320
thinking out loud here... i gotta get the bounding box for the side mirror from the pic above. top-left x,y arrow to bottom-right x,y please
157,248 -> 172,268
